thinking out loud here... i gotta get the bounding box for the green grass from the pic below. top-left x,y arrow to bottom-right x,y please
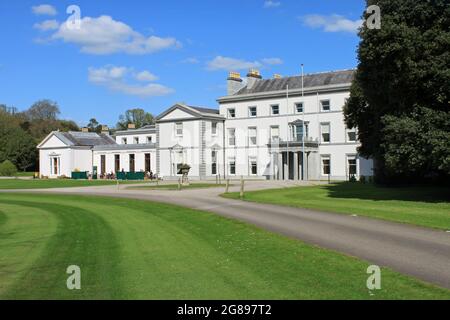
15,172 -> 35,177
130,183 -> 227,190
0,193 -> 448,299
222,182 -> 450,230
0,179 -> 148,189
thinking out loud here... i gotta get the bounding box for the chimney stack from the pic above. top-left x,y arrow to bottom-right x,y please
128,123 -> 136,130
101,125 -> 109,135
273,74 -> 282,79
246,69 -> 262,90
227,71 -> 243,96
81,127 -> 89,133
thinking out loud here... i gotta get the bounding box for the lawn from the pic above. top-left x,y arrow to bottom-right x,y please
130,183 -> 227,190
0,179 -> 148,189
0,193 -> 448,299
222,182 -> 450,230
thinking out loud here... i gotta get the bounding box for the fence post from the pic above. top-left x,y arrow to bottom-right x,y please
117,179 -> 119,191
178,178 -> 181,190
240,176 -> 244,199
225,179 -> 230,193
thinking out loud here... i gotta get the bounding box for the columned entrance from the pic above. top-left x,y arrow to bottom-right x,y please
274,151 -> 306,180
269,140 -> 319,181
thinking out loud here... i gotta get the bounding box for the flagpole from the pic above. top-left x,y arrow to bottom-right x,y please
301,64 -> 307,181
286,84 -> 289,180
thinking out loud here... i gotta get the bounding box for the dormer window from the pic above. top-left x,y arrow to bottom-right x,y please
146,136 -> 152,143
122,138 -> 127,145
134,137 -> 139,144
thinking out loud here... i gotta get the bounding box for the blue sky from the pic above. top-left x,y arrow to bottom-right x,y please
0,0 -> 365,126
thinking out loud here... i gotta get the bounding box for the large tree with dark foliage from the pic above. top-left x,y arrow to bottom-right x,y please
344,0 -> 450,183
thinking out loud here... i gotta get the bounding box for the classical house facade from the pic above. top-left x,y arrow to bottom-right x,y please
37,69 -> 373,180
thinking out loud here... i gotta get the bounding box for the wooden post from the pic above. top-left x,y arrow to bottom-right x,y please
216,175 -> 218,185
225,179 -> 230,193
117,179 -> 119,190
218,174 -> 221,184
240,176 -> 244,199
178,178 -> 181,190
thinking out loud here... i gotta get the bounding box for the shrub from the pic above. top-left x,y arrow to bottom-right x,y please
368,176 -> 374,184
349,174 -> 357,182
359,175 -> 366,184
0,160 -> 18,177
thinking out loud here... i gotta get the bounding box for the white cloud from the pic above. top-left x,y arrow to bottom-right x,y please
206,56 -> 283,71
50,15 -> 181,55
207,56 -> 262,71
302,14 -> 363,33
264,1 -> 281,8
182,57 -> 200,64
135,70 -> 158,82
261,58 -> 283,65
88,66 -> 174,97
32,4 -> 57,16
33,19 -> 59,31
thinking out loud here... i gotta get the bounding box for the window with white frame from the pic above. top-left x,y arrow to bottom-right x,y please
248,127 -> 257,146
321,100 -> 331,111
146,136 -> 152,143
271,105 -> 279,115
229,158 -> 236,175
295,102 -> 304,113
321,155 -> 331,175
347,128 -> 357,142
320,123 -> 330,143
249,157 -> 257,175
211,122 -> 218,136
248,106 -> 257,117
228,108 -> 235,118
270,126 -> 280,141
211,150 -> 217,175
122,137 -> 127,144
134,137 -> 139,144
347,155 -> 357,176
175,122 -> 183,136
228,128 -> 236,146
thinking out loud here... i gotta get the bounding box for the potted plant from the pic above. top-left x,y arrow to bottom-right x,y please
177,163 -> 191,185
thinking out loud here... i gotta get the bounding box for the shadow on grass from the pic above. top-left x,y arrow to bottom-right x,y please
322,182 -> 450,204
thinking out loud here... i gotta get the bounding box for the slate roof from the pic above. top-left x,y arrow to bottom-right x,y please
56,131 -> 116,147
93,143 -> 156,151
234,69 -> 355,96
188,106 -> 220,115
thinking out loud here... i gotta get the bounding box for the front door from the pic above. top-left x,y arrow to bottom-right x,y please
101,155 -> 106,175
52,157 -> 59,176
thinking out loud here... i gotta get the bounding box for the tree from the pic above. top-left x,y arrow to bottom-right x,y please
87,118 -> 102,133
0,160 -> 17,177
26,99 -> 60,121
344,0 -> 449,183
0,121 -> 37,172
116,108 -> 154,129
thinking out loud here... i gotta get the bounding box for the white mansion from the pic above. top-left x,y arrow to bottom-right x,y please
37,69 -> 373,180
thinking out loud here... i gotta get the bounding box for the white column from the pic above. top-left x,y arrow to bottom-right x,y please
284,152 -> 289,181
278,152 -> 283,180
293,152 -> 299,180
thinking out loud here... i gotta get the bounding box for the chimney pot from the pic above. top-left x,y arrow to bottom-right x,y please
246,69 -> 262,90
81,127 -> 89,133
227,71 -> 244,96
273,74 -> 282,79
128,123 -> 136,129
